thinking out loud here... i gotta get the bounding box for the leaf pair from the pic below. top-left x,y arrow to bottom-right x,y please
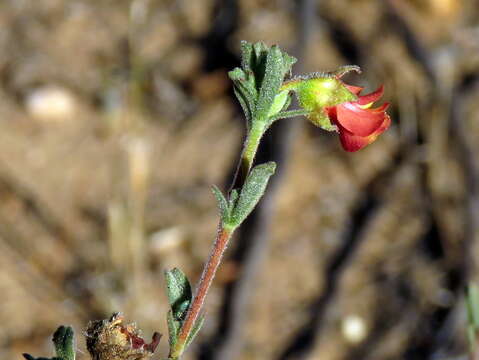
23,326 -> 75,360
212,161 -> 276,231
164,268 -> 204,353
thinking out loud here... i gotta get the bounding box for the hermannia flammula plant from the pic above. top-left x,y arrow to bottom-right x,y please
22,41 -> 391,360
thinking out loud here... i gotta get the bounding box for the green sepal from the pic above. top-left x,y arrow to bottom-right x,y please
53,326 -> 75,360
185,315 -> 205,349
164,268 -> 192,322
287,68 -> 360,131
229,162 -> 276,227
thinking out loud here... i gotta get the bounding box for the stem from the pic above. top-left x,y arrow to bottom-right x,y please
171,120 -> 268,359
170,226 -> 233,359
231,121 -> 266,191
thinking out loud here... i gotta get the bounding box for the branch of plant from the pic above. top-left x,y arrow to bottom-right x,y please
169,118 -> 269,359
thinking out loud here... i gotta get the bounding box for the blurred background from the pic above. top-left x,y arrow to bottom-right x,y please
1,0 -> 479,359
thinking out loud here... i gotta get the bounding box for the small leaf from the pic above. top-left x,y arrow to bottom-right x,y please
185,315 -> 205,349
267,90 -> 290,118
167,310 -> 181,348
228,189 -> 239,211
230,162 -> 276,227
53,326 -> 75,360
212,185 -> 230,223
254,46 -> 284,121
233,87 -> 252,125
229,67 -> 258,127
164,268 -> 192,321
240,40 -> 253,73
467,284 -> 479,328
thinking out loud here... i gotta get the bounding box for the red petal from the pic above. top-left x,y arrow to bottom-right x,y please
371,113 -> 391,136
336,102 -> 386,136
339,113 -> 391,152
344,84 -> 363,95
357,85 -> 384,106
338,129 -> 373,152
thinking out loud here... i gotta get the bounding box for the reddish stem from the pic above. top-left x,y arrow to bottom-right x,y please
170,226 -> 232,358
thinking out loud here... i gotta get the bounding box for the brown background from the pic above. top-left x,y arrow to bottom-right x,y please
1,0 -> 479,359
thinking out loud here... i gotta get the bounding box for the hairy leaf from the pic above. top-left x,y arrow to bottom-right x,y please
230,162 -> 276,227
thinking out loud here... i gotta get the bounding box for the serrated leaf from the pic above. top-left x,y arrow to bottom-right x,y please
164,268 -> 192,321
167,310 -> 181,348
212,185 -> 230,223
184,315 -> 205,349
53,326 -> 75,360
230,162 -> 276,227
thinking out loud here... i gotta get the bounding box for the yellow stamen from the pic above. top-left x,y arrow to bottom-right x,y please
359,102 -> 373,109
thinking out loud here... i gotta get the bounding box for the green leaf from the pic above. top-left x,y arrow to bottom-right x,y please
467,283 -> 479,328
228,189 -> 239,211
164,268 -> 192,321
53,326 -> 75,360
254,45 -> 284,121
229,162 -> 276,227
267,90 -> 290,118
229,67 -> 257,127
233,88 -> 252,126
240,40 -> 253,73
23,326 -> 75,360
211,185 -> 230,223
185,315 -> 205,349
167,310 -> 181,348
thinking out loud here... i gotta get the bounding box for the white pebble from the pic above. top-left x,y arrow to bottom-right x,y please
26,86 -> 77,122
341,314 -> 368,344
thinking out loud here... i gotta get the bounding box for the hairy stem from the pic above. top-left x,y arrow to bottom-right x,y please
231,121 -> 266,191
170,227 -> 232,358
171,120 -> 267,359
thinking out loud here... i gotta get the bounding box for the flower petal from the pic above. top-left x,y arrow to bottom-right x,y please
336,102 -> 387,136
338,129 -> 374,152
357,85 -> 384,106
371,113 -> 391,136
339,113 -> 391,152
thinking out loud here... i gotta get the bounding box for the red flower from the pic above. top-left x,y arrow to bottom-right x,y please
326,85 -> 390,152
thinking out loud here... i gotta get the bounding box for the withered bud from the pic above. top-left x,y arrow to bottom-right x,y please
85,313 -> 161,360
